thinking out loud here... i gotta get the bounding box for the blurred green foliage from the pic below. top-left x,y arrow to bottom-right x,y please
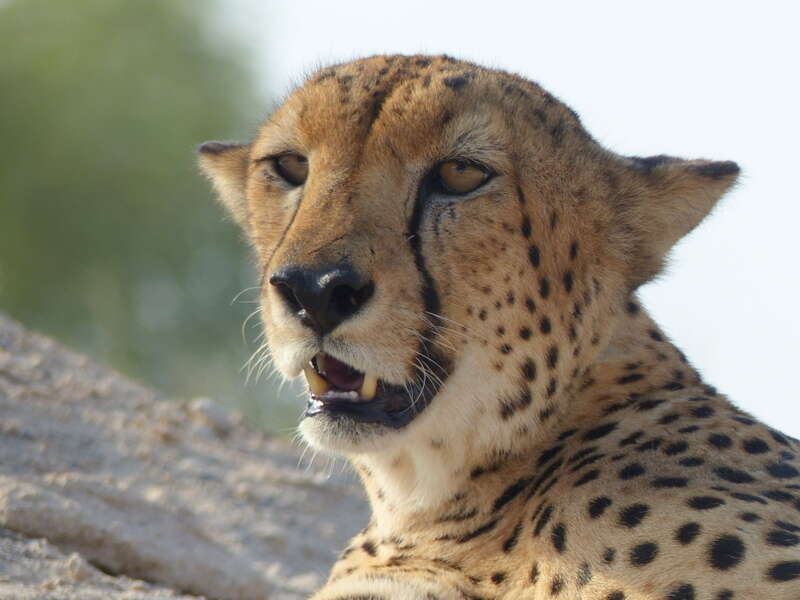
0,0 -> 298,429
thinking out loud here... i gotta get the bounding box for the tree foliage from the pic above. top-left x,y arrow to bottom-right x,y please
0,0 -> 286,423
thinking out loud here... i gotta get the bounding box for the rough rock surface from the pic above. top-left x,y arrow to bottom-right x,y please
0,314 -> 368,599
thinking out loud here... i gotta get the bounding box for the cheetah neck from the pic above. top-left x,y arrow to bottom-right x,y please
353,301 -> 705,537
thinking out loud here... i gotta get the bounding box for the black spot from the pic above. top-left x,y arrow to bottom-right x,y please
764,489 -> 793,501
619,463 -> 645,480
679,457 -> 705,467
666,584 -> 696,600
520,326 -> 532,340
456,518 -> 499,543
620,431 -> 644,446
688,496 -> 725,510
606,593 -> 625,600
743,438 -> 769,454
530,561 -> 540,584
740,512 -> 761,522
767,461 -> 799,479
676,522 -> 701,545
617,373 -> 644,385
678,425 -> 700,433
546,346 -> 559,369
619,503 -> 649,528
691,405 -> 715,418
569,241 -> 579,260
521,216 -> 532,238
648,329 -> 664,342
533,505 -> 553,537
770,430 -> 792,446
767,529 -> 800,547
493,477 -> 531,512
528,244 -> 541,268
521,358 -> 537,381
657,412 -> 681,425
652,477 -> 689,488
443,75 -> 470,91
708,434 -> 732,449
545,377 -> 558,398
503,522 -> 523,552
551,523 -> 566,553
768,561 -> 800,581
563,271 -> 574,293
577,561 -> 592,586
630,541 -> 658,566
603,547 -> 616,563
637,438 -> 663,451
558,428 -> 578,442
574,469 -> 601,487
626,301 -> 639,315
550,574 -> 564,596
588,496 -> 612,518
776,520 -> 800,532
583,422 -> 617,441
539,277 -> 550,299
361,540 -> 377,556
715,467 -> 755,484
539,316 -> 551,334
730,492 -> 767,504
714,591 -> 733,600
709,535 -> 745,570
490,572 -> 506,584
664,441 -> 689,455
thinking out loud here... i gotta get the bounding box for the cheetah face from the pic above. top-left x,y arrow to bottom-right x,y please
199,55 -> 738,455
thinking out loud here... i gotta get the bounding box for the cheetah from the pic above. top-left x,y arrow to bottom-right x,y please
198,55 -> 800,599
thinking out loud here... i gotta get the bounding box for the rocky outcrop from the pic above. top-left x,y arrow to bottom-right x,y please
0,314 -> 367,599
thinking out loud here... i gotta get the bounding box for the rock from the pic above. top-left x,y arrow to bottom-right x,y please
0,314 -> 368,599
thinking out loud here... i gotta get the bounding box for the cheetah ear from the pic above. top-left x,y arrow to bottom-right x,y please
623,155 -> 740,288
197,141 -> 251,231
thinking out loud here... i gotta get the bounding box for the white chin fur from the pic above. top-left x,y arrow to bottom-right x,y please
299,415 -> 398,455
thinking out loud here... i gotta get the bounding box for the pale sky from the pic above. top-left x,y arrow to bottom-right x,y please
220,0 -> 800,437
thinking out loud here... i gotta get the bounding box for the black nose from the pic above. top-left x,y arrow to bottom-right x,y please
269,264 -> 375,335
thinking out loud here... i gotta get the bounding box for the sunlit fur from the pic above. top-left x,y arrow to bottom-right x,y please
198,56 -> 798,599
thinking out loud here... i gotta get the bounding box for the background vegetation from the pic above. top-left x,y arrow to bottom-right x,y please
0,0 -> 297,430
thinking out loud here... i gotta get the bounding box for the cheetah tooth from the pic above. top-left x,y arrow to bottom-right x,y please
303,365 -> 330,396
359,373 -> 378,400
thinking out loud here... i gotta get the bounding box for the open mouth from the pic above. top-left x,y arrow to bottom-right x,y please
302,353 -> 432,428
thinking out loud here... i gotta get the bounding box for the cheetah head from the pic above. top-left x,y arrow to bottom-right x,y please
199,55 -> 738,457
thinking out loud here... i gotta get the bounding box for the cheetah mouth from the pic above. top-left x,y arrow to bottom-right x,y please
302,353 -> 433,428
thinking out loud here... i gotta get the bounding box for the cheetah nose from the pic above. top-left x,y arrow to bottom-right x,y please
269,264 -> 375,335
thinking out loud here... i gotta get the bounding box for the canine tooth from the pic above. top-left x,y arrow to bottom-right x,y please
360,374 -> 378,400
303,366 -> 330,395
316,353 -> 327,374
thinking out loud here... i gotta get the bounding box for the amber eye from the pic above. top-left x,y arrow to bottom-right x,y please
437,160 -> 491,195
273,154 -> 308,186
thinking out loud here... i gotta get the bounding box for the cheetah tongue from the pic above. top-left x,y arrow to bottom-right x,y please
320,354 -> 363,391
303,353 -> 379,401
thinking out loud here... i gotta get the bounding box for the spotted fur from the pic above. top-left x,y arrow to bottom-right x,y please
199,55 -> 799,599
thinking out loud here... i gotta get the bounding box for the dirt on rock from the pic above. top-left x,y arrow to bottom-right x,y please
0,314 -> 368,599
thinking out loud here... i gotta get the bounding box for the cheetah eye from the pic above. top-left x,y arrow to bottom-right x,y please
436,160 -> 492,195
272,153 -> 308,186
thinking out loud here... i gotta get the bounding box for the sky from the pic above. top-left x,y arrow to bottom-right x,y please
219,0 -> 800,436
